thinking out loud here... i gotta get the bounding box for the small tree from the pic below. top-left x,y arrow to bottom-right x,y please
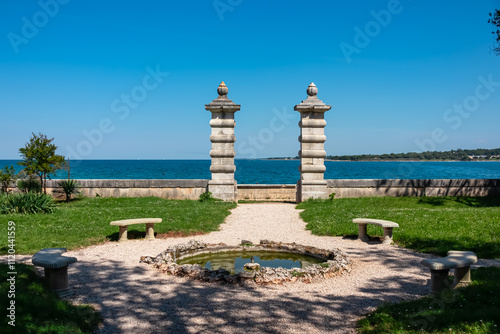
18,133 -> 66,194
489,9 -> 500,55
0,165 -> 16,193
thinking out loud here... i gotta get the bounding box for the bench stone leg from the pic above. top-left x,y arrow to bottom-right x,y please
382,227 -> 394,244
45,266 -> 71,297
429,268 -> 450,294
453,266 -> 472,288
118,225 -> 128,242
145,223 -> 155,240
357,223 -> 369,242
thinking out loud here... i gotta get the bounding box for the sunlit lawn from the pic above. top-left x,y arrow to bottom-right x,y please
297,196 -> 500,258
0,197 -> 236,255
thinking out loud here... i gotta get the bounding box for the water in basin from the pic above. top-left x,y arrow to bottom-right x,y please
177,250 -> 326,274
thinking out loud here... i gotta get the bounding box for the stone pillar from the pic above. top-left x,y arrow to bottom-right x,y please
295,83 -> 331,202
205,82 -> 240,201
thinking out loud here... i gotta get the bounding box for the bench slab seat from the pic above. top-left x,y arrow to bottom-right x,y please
110,218 -> 162,242
32,248 -> 77,297
421,250 -> 477,294
352,218 -> 399,244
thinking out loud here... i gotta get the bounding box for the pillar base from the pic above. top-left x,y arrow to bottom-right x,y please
453,266 -> 472,287
145,223 -> 155,240
297,180 -> 328,202
45,266 -> 72,297
382,227 -> 394,244
357,223 -> 369,242
118,226 -> 128,242
208,181 -> 237,202
429,269 -> 451,294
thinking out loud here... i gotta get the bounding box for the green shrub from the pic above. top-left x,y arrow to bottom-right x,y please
17,178 -> 42,193
199,190 -> 215,202
57,179 -> 81,202
0,192 -> 55,214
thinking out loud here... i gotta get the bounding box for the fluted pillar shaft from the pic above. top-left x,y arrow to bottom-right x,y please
205,82 -> 240,201
295,83 -> 331,202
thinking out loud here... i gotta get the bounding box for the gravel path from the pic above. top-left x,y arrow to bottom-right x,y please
4,203 -> 500,333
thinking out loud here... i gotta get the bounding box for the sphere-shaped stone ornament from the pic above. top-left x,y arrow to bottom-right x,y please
306,82 -> 318,96
217,81 -> 229,96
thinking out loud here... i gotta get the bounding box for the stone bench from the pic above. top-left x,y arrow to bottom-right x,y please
32,248 -> 77,297
421,250 -> 477,294
352,218 -> 399,244
110,218 -> 162,242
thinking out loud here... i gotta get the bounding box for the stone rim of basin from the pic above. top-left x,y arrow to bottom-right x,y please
140,240 -> 352,285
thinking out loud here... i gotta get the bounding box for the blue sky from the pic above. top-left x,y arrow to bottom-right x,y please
1,0 -> 499,159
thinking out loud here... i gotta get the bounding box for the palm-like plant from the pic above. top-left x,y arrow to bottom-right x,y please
57,179 -> 81,202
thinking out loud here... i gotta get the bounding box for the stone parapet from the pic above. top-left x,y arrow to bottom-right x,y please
44,179 -> 209,200
237,184 -> 296,202
327,179 -> 500,198
6,179 -> 499,201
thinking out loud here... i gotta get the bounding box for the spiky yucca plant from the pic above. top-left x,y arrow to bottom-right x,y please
57,179 -> 81,202
0,192 -> 55,214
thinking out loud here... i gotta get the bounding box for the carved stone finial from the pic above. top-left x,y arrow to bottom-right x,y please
306,82 -> 318,97
217,81 -> 228,96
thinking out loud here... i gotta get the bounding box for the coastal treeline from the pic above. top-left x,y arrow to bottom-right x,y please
326,148 -> 500,161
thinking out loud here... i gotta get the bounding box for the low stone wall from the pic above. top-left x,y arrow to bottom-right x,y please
326,179 -> 500,198
45,179 -> 209,200
7,179 -> 500,202
237,184 -> 296,202
140,240 -> 352,285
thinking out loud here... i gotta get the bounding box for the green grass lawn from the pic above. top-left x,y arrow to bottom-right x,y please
0,197 -> 236,255
1,263 -> 101,333
297,196 -> 500,259
357,267 -> 500,334
2,195 -> 499,333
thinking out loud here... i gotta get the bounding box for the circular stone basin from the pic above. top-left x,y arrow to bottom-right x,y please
177,250 -> 326,274
141,240 -> 352,285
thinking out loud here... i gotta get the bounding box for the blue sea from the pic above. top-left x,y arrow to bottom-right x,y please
1,160 -> 500,184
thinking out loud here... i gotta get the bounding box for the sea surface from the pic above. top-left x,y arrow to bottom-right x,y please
1,160 -> 500,184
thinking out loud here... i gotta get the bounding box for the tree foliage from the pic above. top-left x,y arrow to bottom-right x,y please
326,148 -> 500,161
489,9 -> 500,55
0,165 -> 16,193
18,133 -> 66,194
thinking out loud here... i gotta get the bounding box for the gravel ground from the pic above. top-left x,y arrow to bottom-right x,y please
4,203 -> 500,333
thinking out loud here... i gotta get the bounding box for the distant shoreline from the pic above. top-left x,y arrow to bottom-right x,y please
265,158 -> 500,162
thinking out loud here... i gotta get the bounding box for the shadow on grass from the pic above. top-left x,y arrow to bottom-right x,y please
417,196 -> 500,208
0,246 -> 8,255
454,196 -> 500,208
65,248 -> 427,333
357,267 -> 500,333
395,236 -> 500,259
417,197 -> 447,206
